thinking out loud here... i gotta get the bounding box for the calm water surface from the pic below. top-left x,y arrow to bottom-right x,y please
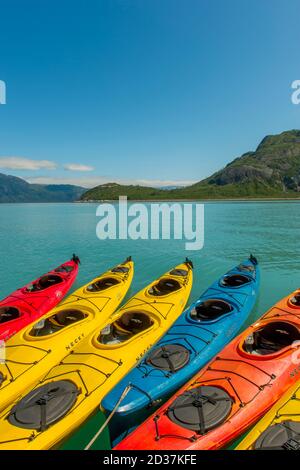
1,201 -> 299,448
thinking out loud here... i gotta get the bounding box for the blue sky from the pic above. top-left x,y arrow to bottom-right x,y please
0,0 -> 300,188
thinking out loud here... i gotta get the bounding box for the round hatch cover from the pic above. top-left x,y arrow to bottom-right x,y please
254,421 -> 300,450
147,344 -> 190,372
167,386 -> 232,433
8,380 -> 79,431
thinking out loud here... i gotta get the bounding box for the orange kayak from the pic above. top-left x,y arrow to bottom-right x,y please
115,288 -> 300,450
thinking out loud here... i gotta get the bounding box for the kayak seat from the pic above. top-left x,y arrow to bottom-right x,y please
99,311 -> 153,345
169,269 -> 188,277
8,380 -> 79,431
190,299 -> 233,321
0,306 -> 20,324
148,278 -> 181,296
87,277 -> 120,292
111,266 -> 129,273
29,309 -> 86,337
220,274 -> 251,288
237,264 -> 255,273
38,274 -> 63,289
53,310 -> 86,326
290,293 -> 300,307
244,321 -> 300,355
27,274 -> 63,292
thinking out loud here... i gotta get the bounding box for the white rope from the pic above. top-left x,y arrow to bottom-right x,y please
84,384 -> 132,450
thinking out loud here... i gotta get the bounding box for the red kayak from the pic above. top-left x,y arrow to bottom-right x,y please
0,254 -> 80,341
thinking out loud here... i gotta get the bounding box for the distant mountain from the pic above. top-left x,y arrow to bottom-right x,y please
159,185 -> 183,190
0,173 -> 85,202
81,130 -> 300,200
176,129 -> 300,198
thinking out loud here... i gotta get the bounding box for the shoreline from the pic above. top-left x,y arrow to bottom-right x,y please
0,198 -> 300,204
78,197 -> 300,203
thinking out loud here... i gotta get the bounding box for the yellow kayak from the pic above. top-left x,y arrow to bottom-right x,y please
236,380 -> 300,450
0,257 -> 134,414
0,260 -> 193,449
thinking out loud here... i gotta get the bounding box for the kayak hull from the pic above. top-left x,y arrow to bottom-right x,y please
115,286 -> 300,450
103,257 -> 260,445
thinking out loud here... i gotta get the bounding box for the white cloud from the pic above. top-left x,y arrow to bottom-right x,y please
64,163 -> 95,172
26,175 -> 196,189
0,157 -> 57,171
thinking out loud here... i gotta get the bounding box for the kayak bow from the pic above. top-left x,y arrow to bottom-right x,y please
0,255 -> 80,342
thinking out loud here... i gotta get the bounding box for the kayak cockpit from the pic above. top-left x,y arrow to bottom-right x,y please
86,277 -> 120,292
289,293 -> 300,307
26,274 -> 63,292
111,266 -> 130,274
29,309 -> 87,337
243,321 -> 300,356
99,311 -> 154,345
54,265 -> 75,273
190,299 -> 233,322
220,274 -> 251,288
169,268 -> 188,277
0,306 -> 20,324
148,278 -> 182,297
237,264 -> 256,274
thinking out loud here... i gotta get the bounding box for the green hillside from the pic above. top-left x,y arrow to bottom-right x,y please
81,130 -> 300,200
81,183 -> 167,201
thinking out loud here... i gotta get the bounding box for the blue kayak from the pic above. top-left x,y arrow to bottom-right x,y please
102,256 -> 260,445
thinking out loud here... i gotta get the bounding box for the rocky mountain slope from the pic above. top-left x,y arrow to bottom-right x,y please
81,130 -> 300,200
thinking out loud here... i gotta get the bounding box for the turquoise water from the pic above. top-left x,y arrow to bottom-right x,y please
1,201 -> 299,324
1,201 -> 300,449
